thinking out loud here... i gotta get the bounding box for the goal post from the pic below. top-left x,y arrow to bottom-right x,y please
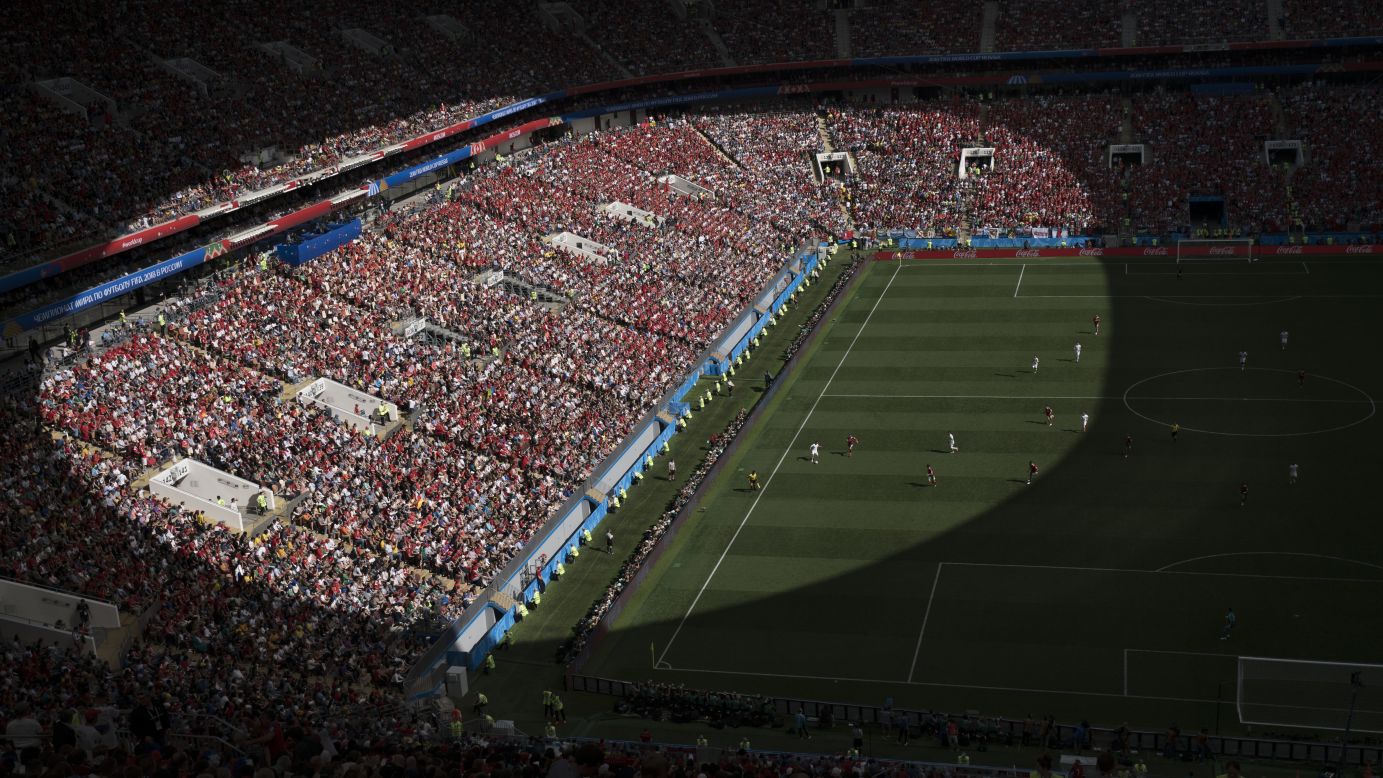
1237,657 -> 1383,732
1176,238 -> 1257,263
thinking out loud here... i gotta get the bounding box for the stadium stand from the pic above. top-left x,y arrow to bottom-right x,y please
3,4 -> 1383,771
992,0 -> 1122,52
1128,0 -> 1268,45
712,0 -> 837,65
849,4 -> 984,57
1279,83 -> 1383,231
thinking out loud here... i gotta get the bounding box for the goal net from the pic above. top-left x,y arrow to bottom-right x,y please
1237,657 -> 1383,732
1177,238 -> 1256,263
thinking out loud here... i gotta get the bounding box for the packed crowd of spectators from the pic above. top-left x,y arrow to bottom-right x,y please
1,0 -> 1375,269
0,0 -> 601,264
16,113 -> 834,690
993,0 -> 1122,51
1,389 -> 462,724
616,682 -> 775,728
1127,91 -> 1282,233
828,101 -> 1100,235
2,714 -> 1066,778
583,1 -> 721,74
713,0 -> 837,66
850,4 -> 983,58
1,113 -> 846,770
1280,83 -> 1383,231
983,93 -> 1124,230
1281,0 -> 1383,38
1129,0 -> 1268,45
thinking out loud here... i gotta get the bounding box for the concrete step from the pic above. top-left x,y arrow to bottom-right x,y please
980,2 -> 1000,53
700,19 -> 736,67
834,9 -> 852,58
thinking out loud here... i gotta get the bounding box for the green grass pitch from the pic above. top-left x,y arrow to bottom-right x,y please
579,254 -> 1383,734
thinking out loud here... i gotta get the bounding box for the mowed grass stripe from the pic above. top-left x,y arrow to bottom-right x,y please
728,497 -> 1001,529
703,556 -> 929,593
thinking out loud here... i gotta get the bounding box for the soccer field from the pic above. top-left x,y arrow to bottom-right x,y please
579,254 -> 1383,733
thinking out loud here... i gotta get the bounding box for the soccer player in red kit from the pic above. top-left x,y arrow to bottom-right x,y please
1298,369 -> 1306,388
1240,482 -> 1249,506
1123,434 -> 1133,458
1043,405 -> 1054,426
846,434 -> 858,457
926,464 -> 937,487
1027,461 -> 1038,485
1092,314 -> 1101,335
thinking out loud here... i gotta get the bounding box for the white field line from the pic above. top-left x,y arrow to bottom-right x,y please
907,564 -> 945,682
822,393 -> 1373,404
655,262 -> 904,665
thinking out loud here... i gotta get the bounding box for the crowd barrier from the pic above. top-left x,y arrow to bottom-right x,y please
874,244 -> 1378,261
704,252 -> 818,376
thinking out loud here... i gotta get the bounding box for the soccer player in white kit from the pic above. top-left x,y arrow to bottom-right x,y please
1280,330 -> 1289,350
809,442 -> 820,464
1239,350 -> 1248,370
1289,463 -> 1298,484
1031,355 -> 1040,373
1081,412 -> 1089,432
948,432 -> 958,453
1073,342 -> 1082,363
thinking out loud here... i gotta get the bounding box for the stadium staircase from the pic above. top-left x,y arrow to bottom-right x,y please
1120,9 -> 1138,47
833,9 -> 852,58
690,126 -> 744,169
815,118 -> 857,232
489,590 -> 517,611
95,617 -> 146,666
700,19 -> 737,67
478,270 -> 568,310
1120,97 -> 1134,143
816,117 -> 835,154
578,33 -> 635,79
980,2 -> 1000,53
1268,0 -> 1286,39
1267,92 -> 1288,136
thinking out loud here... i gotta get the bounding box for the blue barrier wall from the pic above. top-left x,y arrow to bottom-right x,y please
4,246 -> 208,336
891,236 -> 1090,250
275,219 -> 361,266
